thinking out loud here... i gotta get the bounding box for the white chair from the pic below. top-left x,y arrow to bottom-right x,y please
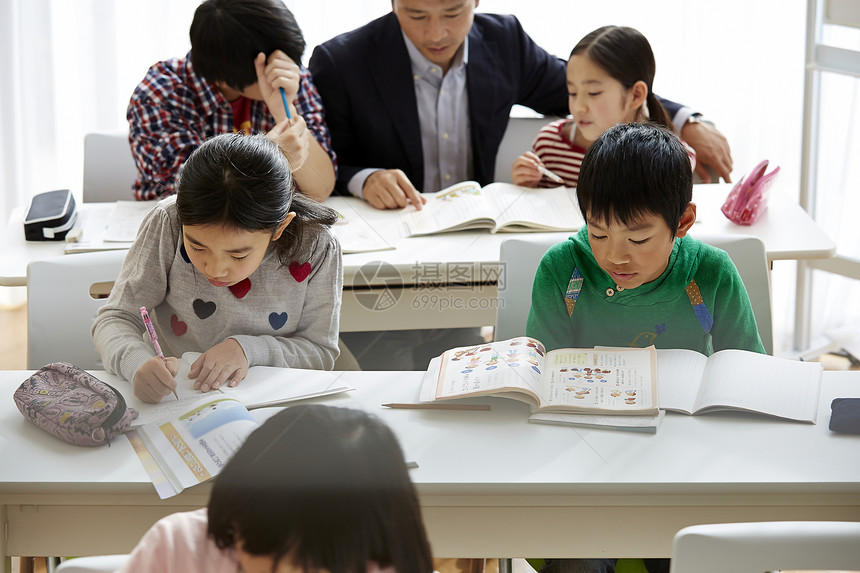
496,233 -> 774,354
82,132 -> 138,203
669,521 -> 860,573
56,555 -> 130,573
493,111 -> 554,183
27,250 -> 128,370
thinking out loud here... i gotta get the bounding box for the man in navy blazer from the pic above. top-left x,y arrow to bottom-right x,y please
310,0 -> 732,210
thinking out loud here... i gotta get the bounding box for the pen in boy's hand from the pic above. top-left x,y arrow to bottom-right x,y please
279,87 -> 292,120
536,164 -> 564,185
139,306 -> 179,400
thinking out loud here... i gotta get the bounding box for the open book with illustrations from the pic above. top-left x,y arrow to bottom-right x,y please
126,395 -> 260,499
117,352 -> 353,427
419,337 -> 823,427
399,181 -> 583,236
419,337 -> 659,417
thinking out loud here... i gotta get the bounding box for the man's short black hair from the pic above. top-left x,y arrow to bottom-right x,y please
576,122 -> 693,233
190,0 -> 305,90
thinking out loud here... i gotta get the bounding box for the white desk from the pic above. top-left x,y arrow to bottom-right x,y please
0,185 -> 837,333
1,369 -> 858,568
332,184 -> 836,331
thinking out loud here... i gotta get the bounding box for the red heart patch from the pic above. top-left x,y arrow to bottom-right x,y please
228,278 -> 251,299
170,314 -> 188,336
289,261 -> 311,282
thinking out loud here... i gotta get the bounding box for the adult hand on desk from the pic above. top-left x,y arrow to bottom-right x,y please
363,169 -> 427,210
681,120 -> 733,183
189,338 -> 249,393
134,356 -> 181,404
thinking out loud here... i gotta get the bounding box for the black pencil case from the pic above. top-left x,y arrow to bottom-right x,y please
23,189 -> 78,241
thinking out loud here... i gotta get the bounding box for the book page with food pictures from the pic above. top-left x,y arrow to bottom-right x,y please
431,337 -> 548,404
537,346 -> 658,413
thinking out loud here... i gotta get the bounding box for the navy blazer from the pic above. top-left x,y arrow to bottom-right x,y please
310,12 -> 571,194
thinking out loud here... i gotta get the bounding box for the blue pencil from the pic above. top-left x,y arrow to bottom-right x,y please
279,87 -> 292,120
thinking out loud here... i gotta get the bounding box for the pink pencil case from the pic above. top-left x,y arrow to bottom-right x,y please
721,160 -> 780,225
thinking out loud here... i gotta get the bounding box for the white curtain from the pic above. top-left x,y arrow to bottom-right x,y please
0,0 -> 856,351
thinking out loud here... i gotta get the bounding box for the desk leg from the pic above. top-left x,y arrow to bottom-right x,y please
1,504 -> 8,573
794,260 -> 812,351
499,558 -> 513,573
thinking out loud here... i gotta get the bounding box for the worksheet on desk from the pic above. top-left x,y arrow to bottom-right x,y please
124,353 -> 353,426
102,201 -> 156,242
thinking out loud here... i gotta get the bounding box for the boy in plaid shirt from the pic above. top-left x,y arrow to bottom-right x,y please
128,0 -> 336,202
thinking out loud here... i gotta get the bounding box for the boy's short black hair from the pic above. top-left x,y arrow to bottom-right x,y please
190,0 -> 305,90
207,404 -> 433,573
577,122 -> 693,233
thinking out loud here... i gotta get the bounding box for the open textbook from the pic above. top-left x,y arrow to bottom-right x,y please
126,395 -> 260,499
399,181 -> 583,236
123,354 -> 354,498
121,352 -> 353,427
419,337 -> 823,427
64,200 -> 155,253
419,337 -> 660,416
654,347 -> 821,422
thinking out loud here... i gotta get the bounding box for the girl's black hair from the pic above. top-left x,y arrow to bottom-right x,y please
176,133 -> 337,263
577,122 -> 692,232
190,0 -> 305,90
570,26 -> 671,129
208,405 -> 434,573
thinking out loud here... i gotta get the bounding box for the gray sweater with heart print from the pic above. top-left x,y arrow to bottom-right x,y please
92,196 -> 342,384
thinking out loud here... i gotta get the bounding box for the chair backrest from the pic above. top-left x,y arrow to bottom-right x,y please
669,521 -> 860,573
56,554 -> 130,573
496,235 -> 559,341
493,113 -> 552,183
82,132 -> 138,202
495,233 -> 773,354
27,250 -> 128,370
695,234 -> 773,354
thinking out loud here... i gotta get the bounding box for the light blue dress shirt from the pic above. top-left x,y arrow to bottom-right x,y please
347,34 -> 473,197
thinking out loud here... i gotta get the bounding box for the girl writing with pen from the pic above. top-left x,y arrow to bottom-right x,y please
511,26 -> 695,189
92,133 -> 342,404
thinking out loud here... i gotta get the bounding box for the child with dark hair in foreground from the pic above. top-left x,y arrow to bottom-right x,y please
118,405 -> 433,573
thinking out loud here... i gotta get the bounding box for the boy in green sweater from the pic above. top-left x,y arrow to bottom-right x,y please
528,122 -> 764,357
526,124 -> 765,573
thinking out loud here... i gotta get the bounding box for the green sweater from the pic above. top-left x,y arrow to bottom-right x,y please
526,227 -> 765,355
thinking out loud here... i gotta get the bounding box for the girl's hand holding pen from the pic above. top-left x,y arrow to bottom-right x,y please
133,356 -> 181,404
189,338 -> 249,393
511,151 -> 547,188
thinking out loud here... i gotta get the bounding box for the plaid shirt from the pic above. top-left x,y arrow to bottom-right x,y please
127,53 -> 335,200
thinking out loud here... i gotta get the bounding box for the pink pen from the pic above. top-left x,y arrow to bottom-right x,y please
140,306 -> 178,399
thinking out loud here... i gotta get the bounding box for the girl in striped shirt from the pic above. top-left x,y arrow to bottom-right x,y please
511,26 -> 694,188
